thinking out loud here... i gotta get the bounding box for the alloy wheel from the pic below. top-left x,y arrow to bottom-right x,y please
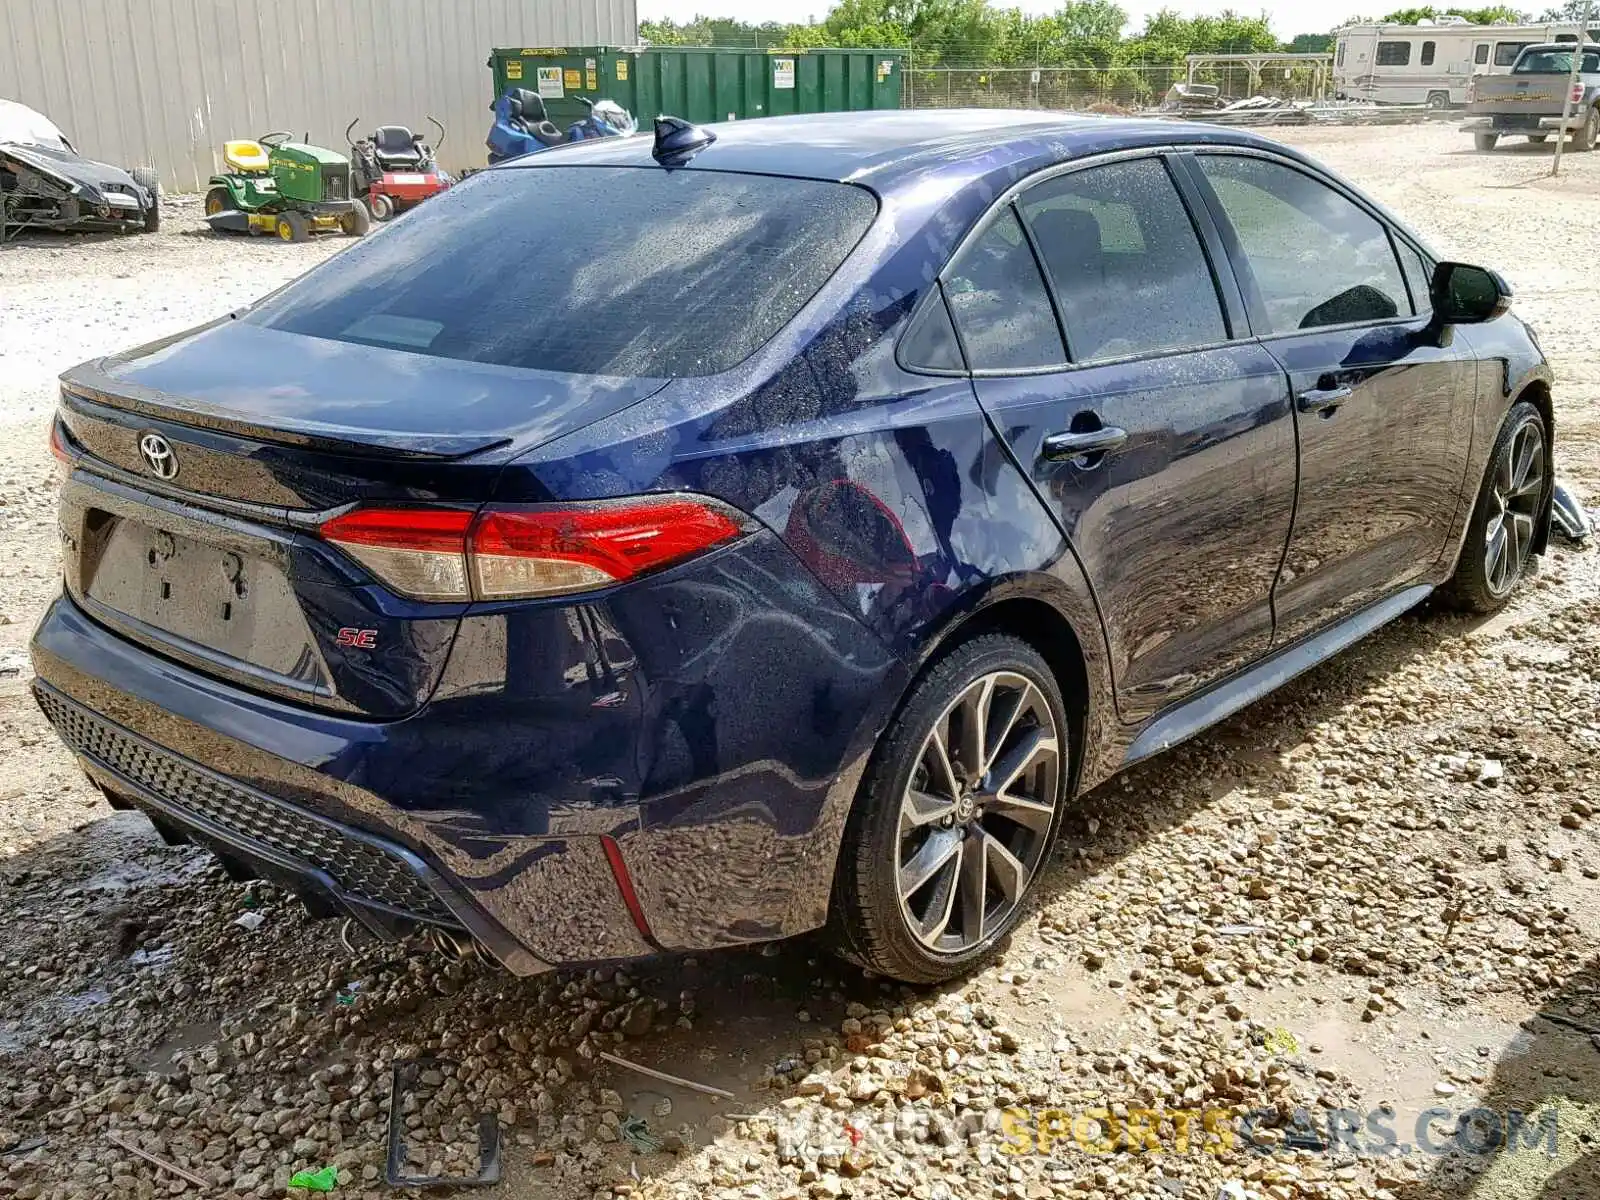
1484,420 -> 1544,597
895,670 -> 1061,954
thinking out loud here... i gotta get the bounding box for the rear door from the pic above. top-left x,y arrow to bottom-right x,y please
1183,151 -> 1474,647
958,154 -> 1297,722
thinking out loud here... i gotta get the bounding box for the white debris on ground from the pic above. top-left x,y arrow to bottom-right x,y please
0,122 -> 1597,1200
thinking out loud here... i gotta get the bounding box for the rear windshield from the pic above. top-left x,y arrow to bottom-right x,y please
1514,48 -> 1600,73
248,166 -> 878,377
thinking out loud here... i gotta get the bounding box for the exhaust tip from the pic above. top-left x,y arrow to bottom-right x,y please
427,926 -> 483,963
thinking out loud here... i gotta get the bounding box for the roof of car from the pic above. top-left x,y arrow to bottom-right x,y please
503,108 -> 1285,190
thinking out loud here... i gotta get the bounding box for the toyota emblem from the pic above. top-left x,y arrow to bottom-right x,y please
138,432 -> 179,480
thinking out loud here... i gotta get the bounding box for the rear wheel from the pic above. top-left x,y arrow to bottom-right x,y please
131,167 -> 160,232
277,211 -> 310,242
827,634 -> 1069,983
1529,134 -> 1549,144
1426,91 -> 1449,111
1474,132 -> 1500,152
1574,106 -> 1599,152
368,193 -> 394,221
1441,401 -> 1548,614
340,202 -> 370,237
204,187 -> 235,217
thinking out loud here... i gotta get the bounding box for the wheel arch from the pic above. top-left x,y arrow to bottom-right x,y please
897,571 -> 1119,801
927,596 -> 1090,793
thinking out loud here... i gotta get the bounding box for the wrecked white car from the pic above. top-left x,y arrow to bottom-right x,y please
1,99 -> 160,237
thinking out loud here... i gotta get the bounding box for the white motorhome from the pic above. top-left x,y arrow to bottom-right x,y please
1334,18 -> 1600,107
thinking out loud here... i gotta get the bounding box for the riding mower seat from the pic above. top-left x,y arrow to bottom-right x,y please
372,125 -> 423,166
222,140 -> 272,173
508,89 -> 565,148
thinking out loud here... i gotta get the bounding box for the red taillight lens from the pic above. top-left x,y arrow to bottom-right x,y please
320,507 -> 474,601
49,420 -> 71,463
319,496 -> 746,602
49,420 -> 73,483
1573,82 -> 1585,105
472,498 -> 744,599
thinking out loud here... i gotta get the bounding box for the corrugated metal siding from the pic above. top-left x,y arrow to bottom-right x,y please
0,0 -> 635,192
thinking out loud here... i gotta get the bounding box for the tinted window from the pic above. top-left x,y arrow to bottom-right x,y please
1514,48 -> 1600,74
1421,41 -> 1436,66
248,167 -> 877,377
1397,241 -> 1433,315
1474,43 -> 1490,65
1377,41 -> 1411,66
1495,42 -> 1530,67
944,208 -> 1065,370
1197,155 -> 1408,333
1019,159 -> 1226,361
1337,42 -> 1346,67
899,288 -> 965,372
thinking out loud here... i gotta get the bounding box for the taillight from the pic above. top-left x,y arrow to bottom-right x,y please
320,496 -> 748,602
1572,82 -> 1585,105
471,498 -> 745,599
319,507 -> 474,600
49,419 -> 73,483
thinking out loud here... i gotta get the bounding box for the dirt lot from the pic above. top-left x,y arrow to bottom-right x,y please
1,124 -> 1598,1200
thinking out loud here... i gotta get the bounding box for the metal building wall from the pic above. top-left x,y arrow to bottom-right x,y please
0,0 -> 636,191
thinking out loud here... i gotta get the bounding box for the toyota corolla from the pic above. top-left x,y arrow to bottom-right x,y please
33,111 -> 1554,983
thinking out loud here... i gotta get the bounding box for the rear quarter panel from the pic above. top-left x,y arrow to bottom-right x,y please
477,174 -> 1120,945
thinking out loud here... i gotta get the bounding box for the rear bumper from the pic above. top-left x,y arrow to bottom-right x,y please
29,591 -> 649,973
1462,113 -> 1575,132
34,680 -> 547,972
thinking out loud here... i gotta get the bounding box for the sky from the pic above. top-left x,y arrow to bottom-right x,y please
638,0 -> 1366,39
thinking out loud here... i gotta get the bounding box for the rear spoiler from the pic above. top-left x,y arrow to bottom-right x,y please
60,360 -> 509,461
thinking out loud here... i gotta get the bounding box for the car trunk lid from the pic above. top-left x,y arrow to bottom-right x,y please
55,320 -> 668,719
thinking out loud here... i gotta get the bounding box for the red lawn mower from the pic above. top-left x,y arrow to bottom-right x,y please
346,117 -> 451,221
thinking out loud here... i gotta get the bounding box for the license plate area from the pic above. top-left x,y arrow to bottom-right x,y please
81,511 -> 329,689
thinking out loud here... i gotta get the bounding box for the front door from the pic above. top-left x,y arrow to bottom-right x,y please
949,155 -> 1298,722
1186,151 -> 1475,645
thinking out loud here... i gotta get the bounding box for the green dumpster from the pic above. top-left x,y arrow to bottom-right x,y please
488,45 -> 907,130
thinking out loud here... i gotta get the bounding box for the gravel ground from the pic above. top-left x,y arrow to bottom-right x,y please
0,125 -> 1597,1200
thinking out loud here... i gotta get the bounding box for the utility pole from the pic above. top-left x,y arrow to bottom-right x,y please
1552,1 -> 1593,178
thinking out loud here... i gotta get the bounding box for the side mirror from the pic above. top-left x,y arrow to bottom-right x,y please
1431,261 -> 1512,324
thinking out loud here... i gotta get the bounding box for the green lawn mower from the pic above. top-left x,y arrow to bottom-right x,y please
203,132 -> 369,241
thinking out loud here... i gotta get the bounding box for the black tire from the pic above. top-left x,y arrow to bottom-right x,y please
368,193 -> 394,221
277,211 -> 310,243
826,634 -> 1070,984
1575,105 -> 1599,152
1440,401 -> 1549,614
340,202 -> 370,237
1529,134 -> 1549,144
1426,91 -> 1449,111
131,167 -> 160,232
1474,132 -> 1499,152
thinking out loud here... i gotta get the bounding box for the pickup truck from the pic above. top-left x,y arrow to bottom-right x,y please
1462,42 -> 1600,151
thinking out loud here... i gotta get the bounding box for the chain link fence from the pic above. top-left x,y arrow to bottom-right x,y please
904,63 -> 1329,113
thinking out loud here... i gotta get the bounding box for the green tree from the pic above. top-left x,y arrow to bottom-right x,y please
1379,5 -> 1531,19
1287,32 -> 1335,52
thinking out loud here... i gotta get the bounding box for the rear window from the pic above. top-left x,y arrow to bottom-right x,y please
1513,48 -> 1600,74
247,167 -> 878,377
1495,42 -> 1531,67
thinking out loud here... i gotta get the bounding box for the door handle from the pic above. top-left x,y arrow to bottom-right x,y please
1042,426 -> 1129,461
1297,385 -> 1353,415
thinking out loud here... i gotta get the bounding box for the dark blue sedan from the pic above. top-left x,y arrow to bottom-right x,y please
34,111 -> 1554,983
